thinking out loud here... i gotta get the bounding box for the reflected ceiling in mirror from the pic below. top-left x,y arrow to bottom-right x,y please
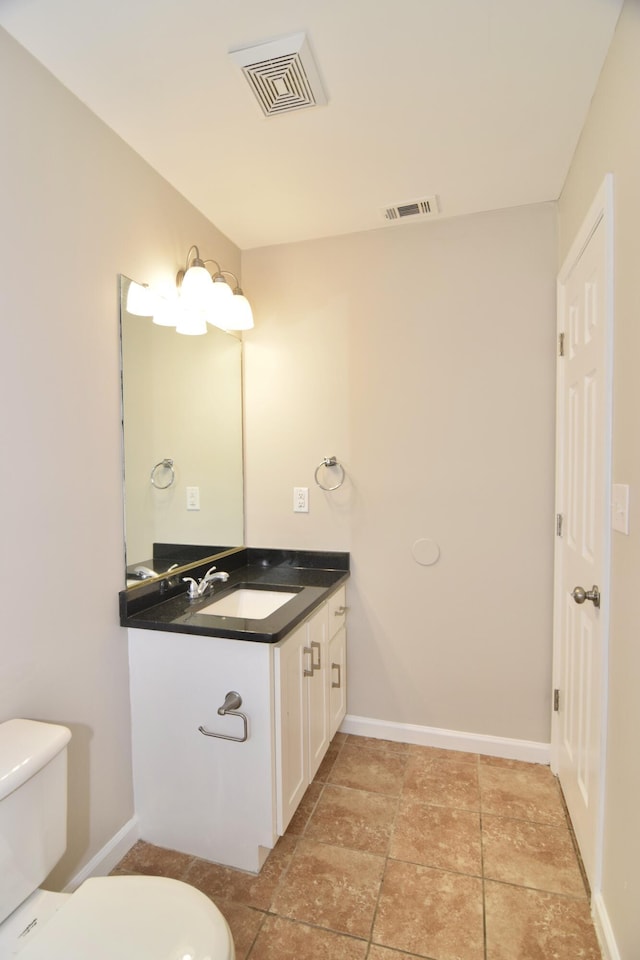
119,275 -> 244,587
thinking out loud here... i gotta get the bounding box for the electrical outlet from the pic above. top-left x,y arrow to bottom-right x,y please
186,486 -> 200,511
293,486 -> 309,513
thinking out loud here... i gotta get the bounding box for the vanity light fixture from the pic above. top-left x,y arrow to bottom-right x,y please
160,245 -> 254,334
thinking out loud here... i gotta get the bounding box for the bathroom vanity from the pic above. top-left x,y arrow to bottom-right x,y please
121,549 -> 348,873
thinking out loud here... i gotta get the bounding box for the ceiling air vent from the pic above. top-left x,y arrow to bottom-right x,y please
383,197 -> 440,223
230,33 -> 327,118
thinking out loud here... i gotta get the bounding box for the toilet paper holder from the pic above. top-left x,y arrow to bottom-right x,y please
198,691 -> 248,743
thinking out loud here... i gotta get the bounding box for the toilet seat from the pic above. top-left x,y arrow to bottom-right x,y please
15,875 -> 234,960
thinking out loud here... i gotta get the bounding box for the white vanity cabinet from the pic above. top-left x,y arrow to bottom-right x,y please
128,585 -> 347,873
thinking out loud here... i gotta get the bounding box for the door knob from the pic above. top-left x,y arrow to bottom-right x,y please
571,584 -> 601,608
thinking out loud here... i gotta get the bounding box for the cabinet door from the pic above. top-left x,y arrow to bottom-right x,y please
274,623 -> 309,834
328,585 -> 347,638
329,624 -> 347,737
306,604 -> 331,780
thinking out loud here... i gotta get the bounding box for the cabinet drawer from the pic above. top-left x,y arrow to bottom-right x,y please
328,585 -> 347,638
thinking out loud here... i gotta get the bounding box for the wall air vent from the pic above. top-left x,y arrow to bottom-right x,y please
382,197 -> 440,223
230,33 -> 327,118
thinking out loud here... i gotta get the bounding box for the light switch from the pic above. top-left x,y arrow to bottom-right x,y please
186,486 -> 200,511
612,483 -> 630,534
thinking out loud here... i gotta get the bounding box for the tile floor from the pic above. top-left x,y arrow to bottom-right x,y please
114,734 -> 603,960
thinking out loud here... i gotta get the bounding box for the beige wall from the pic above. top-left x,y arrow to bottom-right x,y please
0,28 -> 240,888
559,1 -> 640,954
243,203 -> 558,743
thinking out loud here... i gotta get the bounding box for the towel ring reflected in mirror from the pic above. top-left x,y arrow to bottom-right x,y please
150,458 -> 175,489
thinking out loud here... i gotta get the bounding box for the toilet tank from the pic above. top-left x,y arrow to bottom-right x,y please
0,719 -> 72,925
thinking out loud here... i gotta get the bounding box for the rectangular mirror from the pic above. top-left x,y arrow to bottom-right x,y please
119,275 -> 244,587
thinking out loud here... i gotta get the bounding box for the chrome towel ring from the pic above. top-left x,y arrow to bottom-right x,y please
150,458 -> 175,489
314,456 -> 345,491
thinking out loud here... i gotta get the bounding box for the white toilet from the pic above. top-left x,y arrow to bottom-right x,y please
0,718 -> 235,959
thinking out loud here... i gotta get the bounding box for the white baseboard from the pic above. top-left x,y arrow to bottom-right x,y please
64,816 -> 140,892
339,714 -> 551,764
592,892 -> 621,960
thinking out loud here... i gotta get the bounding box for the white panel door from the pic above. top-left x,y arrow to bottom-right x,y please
554,178 -> 612,891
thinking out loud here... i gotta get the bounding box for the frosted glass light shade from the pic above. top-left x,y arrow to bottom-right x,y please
176,304 -> 208,336
224,293 -> 254,330
127,281 -> 155,316
152,296 -> 179,327
210,277 -> 233,304
180,265 -> 213,307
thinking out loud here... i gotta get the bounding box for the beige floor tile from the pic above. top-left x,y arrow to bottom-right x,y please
368,947 -> 430,960
402,755 -> 481,811
184,835 -> 297,911
407,744 -> 480,764
373,859 -> 484,960
479,763 -> 566,825
214,901 -> 266,960
482,814 -> 587,897
249,915 -> 368,960
480,755 -> 550,771
112,744 -> 596,960
271,838 -> 385,939
305,784 -> 398,855
285,780 -> 324,836
485,880 -> 602,960
315,739 -> 345,782
390,798 -> 482,875
328,742 -> 408,796
116,840 -> 194,879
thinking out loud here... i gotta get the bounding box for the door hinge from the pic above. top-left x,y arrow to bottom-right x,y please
553,689 -> 560,712
558,332 -> 565,357
556,513 -> 563,537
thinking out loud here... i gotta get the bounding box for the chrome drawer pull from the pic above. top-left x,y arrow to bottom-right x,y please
334,605 -> 348,616
303,646 -> 314,677
331,662 -> 341,689
311,640 -> 321,671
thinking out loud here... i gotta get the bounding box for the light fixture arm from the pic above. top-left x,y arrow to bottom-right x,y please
220,270 -> 242,294
185,244 -> 203,269
176,246 -> 224,287
203,258 -> 226,285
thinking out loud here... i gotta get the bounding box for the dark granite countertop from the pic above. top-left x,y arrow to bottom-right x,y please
119,548 -> 349,643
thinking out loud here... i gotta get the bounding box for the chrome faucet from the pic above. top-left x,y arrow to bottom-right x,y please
183,566 -> 230,600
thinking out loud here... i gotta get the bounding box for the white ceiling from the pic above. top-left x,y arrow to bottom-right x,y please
0,0 -> 623,249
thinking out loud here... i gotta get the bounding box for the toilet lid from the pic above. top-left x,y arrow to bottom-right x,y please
17,875 -> 234,960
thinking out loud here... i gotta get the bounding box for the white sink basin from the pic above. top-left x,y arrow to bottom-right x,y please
198,588 -> 297,619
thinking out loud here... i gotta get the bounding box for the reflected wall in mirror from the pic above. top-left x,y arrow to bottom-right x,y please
119,275 -> 244,586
